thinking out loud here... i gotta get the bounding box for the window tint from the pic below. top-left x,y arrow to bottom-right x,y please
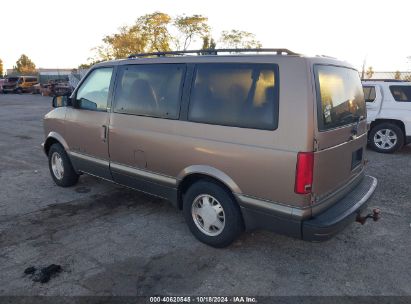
389,85 -> 411,102
363,86 -> 376,102
114,64 -> 185,118
76,68 -> 113,111
188,63 -> 278,130
315,65 -> 366,131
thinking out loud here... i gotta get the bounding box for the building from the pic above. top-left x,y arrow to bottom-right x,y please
37,68 -> 75,84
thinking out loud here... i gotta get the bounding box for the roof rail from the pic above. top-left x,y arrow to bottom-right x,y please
128,48 -> 299,59
361,79 -> 408,82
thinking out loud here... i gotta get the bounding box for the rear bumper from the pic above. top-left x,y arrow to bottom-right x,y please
238,175 -> 377,241
302,175 -> 377,241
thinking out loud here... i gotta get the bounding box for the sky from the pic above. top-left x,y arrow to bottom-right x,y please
1,0 -> 410,72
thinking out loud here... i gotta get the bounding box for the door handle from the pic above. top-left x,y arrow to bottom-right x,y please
101,125 -> 107,142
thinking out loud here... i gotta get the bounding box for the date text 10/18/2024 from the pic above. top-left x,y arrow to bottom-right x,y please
149,296 -> 258,303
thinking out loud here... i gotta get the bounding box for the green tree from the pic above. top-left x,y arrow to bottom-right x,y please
14,54 -> 36,75
135,12 -> 172,52
174,14 -> 209,50
94,12 -> 172,60
394,70 -> 402,80
78,59 -> 103,69
92,12 -> 263,60
0,58 -> 3,77
366,66 -> 374,79
98,25 -> 147,60
220,30 -> 262,49
201,36 -> 217,50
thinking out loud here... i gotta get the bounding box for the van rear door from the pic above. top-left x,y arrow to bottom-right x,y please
312,65 -> 367,202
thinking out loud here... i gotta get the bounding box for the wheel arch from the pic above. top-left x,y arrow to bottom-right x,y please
369,119 -> 406,138
176,165 -> 242,210
43,132 -> 69,155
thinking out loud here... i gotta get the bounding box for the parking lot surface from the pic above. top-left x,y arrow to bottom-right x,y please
0,94 -> 410,296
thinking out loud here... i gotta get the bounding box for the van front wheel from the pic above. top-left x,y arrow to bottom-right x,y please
369,123 -> 404,153
48,143 -> 79,187
183,181 -> 244,248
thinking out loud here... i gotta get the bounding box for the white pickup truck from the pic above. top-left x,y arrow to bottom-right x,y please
363,80 -> 411,153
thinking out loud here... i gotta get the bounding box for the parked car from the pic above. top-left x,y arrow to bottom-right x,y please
42,49 -> 378,247
2,76 -> 38,93
50,80 -> 72,96
31,83 -> 42,94
36,79 -> 72,97
363,79 -> 411,153
0,78 -> 4,92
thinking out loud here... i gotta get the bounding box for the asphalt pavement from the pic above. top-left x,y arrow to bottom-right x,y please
0,94 -> 410,296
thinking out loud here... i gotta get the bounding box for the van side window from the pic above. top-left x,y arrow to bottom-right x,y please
113,64 -> 185,119
363,86 -> 376,102
188,63 -> 279,130
389,85 -> 411,102
76,68 -> 113,111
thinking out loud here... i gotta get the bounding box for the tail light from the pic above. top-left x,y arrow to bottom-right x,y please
294,152 -> 314,194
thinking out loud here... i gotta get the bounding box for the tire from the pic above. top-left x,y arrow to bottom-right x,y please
183,181 -> 244,248
369,123 -> 404,153
48,143 -> 79,187
16,88 -> 23,94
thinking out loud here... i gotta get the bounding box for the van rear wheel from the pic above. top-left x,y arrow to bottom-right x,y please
183,181 -> 244,248
48,143 -> 79,187
369,123 -> 404,153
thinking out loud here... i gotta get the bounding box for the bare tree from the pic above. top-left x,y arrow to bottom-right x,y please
174,15 -> 209,50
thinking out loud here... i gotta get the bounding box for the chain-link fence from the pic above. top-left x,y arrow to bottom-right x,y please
361,71 -> 411,81
68,69 -> 89,89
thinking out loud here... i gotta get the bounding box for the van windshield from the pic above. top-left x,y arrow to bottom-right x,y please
315,65 -> 365,131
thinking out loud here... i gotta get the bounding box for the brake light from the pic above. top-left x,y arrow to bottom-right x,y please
294,152 -> 314,194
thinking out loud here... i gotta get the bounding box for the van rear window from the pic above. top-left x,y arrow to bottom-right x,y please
188,63 -> 279,130
314,65 -> 366,131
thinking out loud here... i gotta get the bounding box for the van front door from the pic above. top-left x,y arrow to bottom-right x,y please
64,67 -> 114,180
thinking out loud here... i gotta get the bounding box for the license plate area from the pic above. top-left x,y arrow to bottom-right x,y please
351,148 -> 363,170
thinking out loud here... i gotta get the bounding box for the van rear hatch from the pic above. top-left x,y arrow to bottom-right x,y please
312,64 -> 367,208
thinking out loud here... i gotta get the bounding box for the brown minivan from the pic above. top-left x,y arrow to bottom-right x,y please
42,49 -> 378,247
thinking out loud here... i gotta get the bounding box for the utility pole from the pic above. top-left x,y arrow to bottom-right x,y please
361,56 -> 367,79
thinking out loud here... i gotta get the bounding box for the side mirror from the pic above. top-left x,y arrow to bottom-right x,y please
52,95 -> 71,108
